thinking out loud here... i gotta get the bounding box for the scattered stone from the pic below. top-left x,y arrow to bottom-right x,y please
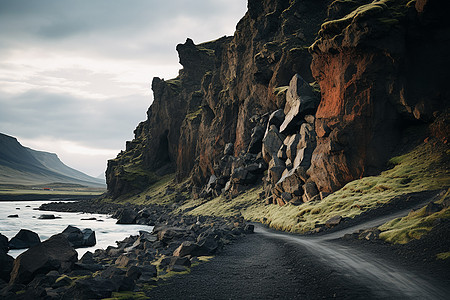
9,234 -> 77,284
7,214 -> 19,218
0,251 -> 14,282
358,228 -> 381,241
38,214 -> 57,220
0,234 -> 8,253
61,225 -> 96,248
325,216 -> 342,228
9,229 -> 41,249
244,224 -> 254,234
80,217 -> 97,221
116,209 -> 137,224
173,241 -> 199,257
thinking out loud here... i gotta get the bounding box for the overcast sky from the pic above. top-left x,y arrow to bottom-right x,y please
0,0 -> 247,178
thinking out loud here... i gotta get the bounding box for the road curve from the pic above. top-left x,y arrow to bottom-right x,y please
146,215 -> 449,299
256,224 -> 448,299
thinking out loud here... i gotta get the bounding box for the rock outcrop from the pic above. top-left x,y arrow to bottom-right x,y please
106,0 -> 450,205
308,0 -> 450,192
106,0 -> 329,199
9,234 -> 77,285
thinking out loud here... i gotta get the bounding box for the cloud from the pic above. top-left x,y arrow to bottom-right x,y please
0,0 -> 247,176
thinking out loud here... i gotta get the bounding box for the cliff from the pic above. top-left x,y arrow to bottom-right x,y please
106,0 -> 449,206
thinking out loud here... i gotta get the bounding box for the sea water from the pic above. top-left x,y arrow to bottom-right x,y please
0,200 -> 153,258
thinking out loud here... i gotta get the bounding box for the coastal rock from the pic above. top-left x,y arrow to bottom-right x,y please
9,233 -> 77,284
61,225 -> 96,248
8,229 -> 41,250
173,241 -> 199,257
0,252 -> 14,282
0,233 -> 8,253
38,214 -> 57,219
116,208 -> 138,224
153,226 -> 189,244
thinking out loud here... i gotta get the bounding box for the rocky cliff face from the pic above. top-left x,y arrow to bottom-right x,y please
107,0 -> 449,203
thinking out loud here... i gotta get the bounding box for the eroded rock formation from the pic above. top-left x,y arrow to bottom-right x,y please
107,0 -> 449,205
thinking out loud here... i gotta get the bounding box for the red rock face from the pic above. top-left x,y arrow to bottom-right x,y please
310,49 -> 401,192
308,0 -> 450,193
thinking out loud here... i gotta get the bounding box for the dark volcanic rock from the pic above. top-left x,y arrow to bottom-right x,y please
105,0 -> 329,198
0,251 -> 14,282
309,0 -> 450,193
61,225 -> 96,248
38,214 -> 57,219
116,208 -> 138,224
9,229 -> 41,250
9,233 -> 77,284
0,233 -> 8,253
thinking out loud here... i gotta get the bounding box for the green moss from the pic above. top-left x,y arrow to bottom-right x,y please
55,275 -> 71,284
379,189 -> 450,244
185,107 -> 202,121
166,77 -> 182,91
174,141 -> 449,234
117,174 -> 190,206
273,86 -> 288,96
436,252 -> 450,260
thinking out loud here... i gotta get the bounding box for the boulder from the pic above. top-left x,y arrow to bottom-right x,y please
7,214 -> 18,218
82,229 -> 96,247
195,235 -> 220,255
285,134 -> 301,161
116,208 -> 137,224
303,181 -> 319,202
293,123 -> 316,170
325,216 -> 342,228
153,226 -> 189,244
79,251 -> 95,265
0,233 -> 8,253
8,229 -> 40,249
244,224 -> 255,234
9,234 -> 77,284
358,228 -> 381,241
125,231 -> 157,252
247,125 -> 265,154
61,225 -> 96,248
65,277 -> 116,299
173,241 -> 199,257
115,254 -> 137,268
38,214 -> 57,219
280,74 -> 319,133
230,167 -> 257,185
262,125 -> 285,163
267,109 -> 285,128
0,252 -> 14,282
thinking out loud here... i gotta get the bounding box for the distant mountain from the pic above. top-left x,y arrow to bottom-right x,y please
0,133 -> 106,188
96,172 -> 106,180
